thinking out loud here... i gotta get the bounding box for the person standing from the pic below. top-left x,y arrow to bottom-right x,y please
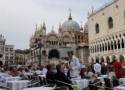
94,59 -> 101,75
67,51 -> 80,78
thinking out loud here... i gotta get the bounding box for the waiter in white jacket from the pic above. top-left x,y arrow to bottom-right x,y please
67,51 -> 80,78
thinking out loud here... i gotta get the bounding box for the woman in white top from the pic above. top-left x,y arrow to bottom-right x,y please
107,65 -> 117,80
84,66 -> 97,83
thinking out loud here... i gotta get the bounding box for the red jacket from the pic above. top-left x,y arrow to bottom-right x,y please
112,61 -> 121,69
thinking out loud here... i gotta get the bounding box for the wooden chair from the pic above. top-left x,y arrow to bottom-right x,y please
39,76 -> 47,85
42,84 -> 56,88
104,78 -> 113,88
104,87 -> 114,90
53,86 -> 69,90
112,79 -> 119,87
55,80 -> 73,90
89,84 -> 104,90
0,85 -> 11,90
60,86 -> 69,90
88,84 -> 99,90
21,81 -> 40,90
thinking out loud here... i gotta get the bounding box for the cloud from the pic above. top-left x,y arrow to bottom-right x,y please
0,0 -> 110,49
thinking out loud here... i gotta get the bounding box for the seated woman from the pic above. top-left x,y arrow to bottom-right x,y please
46,64 -> 55,83
54,64 -> 72,84
10,66 -> 19,76
84,66 -> 97,83
107,65 -> 117,79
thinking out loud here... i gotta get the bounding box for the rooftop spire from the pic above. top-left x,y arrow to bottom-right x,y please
68,8 -> 72,20
80,21 -> 83,31
43,21 -> 45,27
35,24 -> 37,31
52,26 -> 54,30
59,23 -> 61,28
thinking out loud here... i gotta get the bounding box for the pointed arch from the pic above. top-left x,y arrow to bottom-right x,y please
108,17 -> 113,29
119,55 -> 124,63
95,23 -> 99,34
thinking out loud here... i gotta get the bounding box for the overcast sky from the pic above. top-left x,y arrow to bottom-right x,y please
0,0 -> 110,49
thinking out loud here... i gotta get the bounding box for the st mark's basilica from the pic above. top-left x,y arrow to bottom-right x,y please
29,12 -> 89,65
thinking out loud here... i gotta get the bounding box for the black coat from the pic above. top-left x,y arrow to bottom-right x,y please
54,72 -> 72,84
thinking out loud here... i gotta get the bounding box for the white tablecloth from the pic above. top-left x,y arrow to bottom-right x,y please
22,87 -> 53,90
97,75 -> 108,79
115,86 -> 125,90
7,80 -> 30,90
3,76 -> 21,83
38,75 -> 46,78
35,71 -> 43,75
119,78 -> 125,84
0,73 -> 11,81
23,72 -> 34,76
71,78 -> 89,90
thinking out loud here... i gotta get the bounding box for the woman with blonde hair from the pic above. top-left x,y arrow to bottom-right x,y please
107,65 -> 117,79
84,66 -> 97,83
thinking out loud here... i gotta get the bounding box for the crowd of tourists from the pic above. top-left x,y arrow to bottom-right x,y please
0,51 -> 125,90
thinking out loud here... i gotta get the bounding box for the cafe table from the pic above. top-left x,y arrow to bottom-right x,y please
115,85 -> 125,90
119,78 -> 125,84
22,86 -> 54,90
71,78 -> 89,90
3,76 -> 21,83
7,80 -> 30,90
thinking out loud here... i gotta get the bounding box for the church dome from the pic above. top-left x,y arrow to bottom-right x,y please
61,13 -> 80,31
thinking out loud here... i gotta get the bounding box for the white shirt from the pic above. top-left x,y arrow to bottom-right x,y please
42,68 -> 47,75
108,71 -> 116,80
69,55 -> 80,78
94,63 -> 101,74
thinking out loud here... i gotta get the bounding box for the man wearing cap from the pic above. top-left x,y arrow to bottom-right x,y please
67,51 -> 80,78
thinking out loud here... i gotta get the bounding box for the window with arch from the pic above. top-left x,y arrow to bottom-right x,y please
95,23 -> 99,34
114,41 -> 117,49
122,39 -> 124,48
108,17 -> 113,29
105,43 -> 107,51
118,39 -> 120,49
111,41 -> 113,50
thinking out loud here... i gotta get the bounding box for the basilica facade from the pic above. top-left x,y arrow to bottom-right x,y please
88,0 -> 125,63
29,13 -> 89,65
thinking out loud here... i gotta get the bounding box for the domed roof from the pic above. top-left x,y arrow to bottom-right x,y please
61,13 -> 80,31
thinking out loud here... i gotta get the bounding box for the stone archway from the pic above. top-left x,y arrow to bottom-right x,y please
91,57 -> 94,63
42,50 -> 46,56
48,49 -> 60,59
112,55 -> 116,63
119,55 -> 124,63
106,56 -> 110,64
42,50 -> 46,60
100,56 -> 104,63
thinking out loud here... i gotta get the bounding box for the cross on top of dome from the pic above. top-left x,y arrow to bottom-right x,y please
68,8 -> 72,20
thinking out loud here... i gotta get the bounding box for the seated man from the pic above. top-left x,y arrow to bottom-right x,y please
46,64 -> 55,83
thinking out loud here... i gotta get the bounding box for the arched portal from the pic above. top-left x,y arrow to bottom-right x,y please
42,50 -> 46,60
91,58 -> 94,63
48,49 -> 60,59
106,56 -> 110,64
0,54 -> 3,58
112,55 -> 116,62
42,50 -> 46,56
101,57 -> 104,63
119,55 -> 124,63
